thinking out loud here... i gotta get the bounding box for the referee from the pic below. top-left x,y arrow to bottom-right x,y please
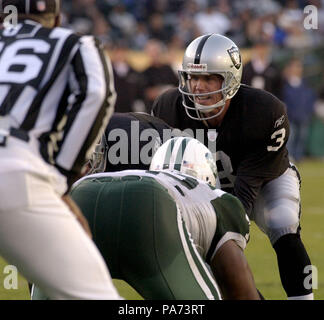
0,0 -> 121,299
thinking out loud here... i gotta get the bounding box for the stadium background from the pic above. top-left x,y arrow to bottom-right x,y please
0,0 -> 323,299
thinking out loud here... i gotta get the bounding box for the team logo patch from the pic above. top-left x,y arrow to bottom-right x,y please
187,63 -> 208,72
275,115 -> 285,128
227,46 -> 241,70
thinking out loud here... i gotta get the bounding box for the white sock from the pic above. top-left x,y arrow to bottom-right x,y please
287,293 -> 314,300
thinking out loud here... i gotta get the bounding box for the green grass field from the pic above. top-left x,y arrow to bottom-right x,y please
0,159 -> 323,300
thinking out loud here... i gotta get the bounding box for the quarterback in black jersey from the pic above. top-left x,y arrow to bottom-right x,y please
152,34 -> 313,300
153,84 -> 290,210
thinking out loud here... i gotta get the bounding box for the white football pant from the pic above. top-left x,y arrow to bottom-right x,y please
251,166 -> 301,244
0,136 -> 122,299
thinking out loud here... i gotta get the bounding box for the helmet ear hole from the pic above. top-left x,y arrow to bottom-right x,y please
150,137 -> 218,187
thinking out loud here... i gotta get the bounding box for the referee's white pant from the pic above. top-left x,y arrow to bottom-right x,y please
0,137 -> 121,299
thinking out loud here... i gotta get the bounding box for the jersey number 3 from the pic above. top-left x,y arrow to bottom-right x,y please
267,128 -> 286,152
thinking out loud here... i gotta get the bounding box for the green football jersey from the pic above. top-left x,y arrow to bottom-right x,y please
73,170 -> 250,264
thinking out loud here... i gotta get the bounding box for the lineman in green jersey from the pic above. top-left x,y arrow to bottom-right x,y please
33,137 -> 260,299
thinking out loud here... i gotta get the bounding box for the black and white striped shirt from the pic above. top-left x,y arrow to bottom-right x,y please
0,19 -> 116,185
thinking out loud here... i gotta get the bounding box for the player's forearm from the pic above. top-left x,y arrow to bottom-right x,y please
212,240 -> 260,300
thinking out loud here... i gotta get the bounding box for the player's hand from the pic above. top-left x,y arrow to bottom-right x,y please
61,195 -> 92,239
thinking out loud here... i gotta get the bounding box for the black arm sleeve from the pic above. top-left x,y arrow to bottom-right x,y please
233,175 -> 264,215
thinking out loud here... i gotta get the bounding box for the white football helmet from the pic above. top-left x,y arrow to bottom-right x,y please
178,34 -> 243,121
150,137 -> 218,187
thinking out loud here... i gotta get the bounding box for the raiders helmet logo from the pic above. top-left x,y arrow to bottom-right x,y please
227,46 -> 241,70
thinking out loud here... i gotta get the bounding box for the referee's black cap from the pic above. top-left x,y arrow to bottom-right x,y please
0,0 -> 60,14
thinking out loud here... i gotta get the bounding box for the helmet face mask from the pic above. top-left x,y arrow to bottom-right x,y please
178,34 -> 242,121
87,134 -> 108,174
150,137 -> 219,188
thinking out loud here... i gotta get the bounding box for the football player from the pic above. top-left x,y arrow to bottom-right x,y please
152,34 -> 313,300
33,137 -> 260,300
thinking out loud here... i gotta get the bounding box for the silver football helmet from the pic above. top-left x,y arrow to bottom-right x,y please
150,137 -> 218,187
178,34 -> 243,121
87,133 -> 108,174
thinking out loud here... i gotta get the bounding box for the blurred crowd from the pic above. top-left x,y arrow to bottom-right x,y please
61,0 -> 324,161
61,0 -> 324,50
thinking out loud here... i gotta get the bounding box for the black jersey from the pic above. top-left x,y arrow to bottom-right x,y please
152,85 -> 290,214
